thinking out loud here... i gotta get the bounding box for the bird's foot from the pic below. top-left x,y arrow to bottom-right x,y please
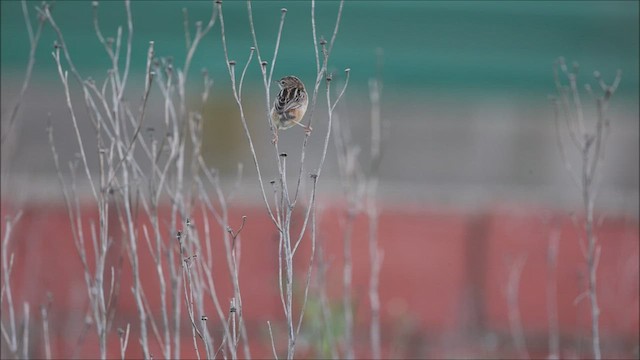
304,125 -> 313,136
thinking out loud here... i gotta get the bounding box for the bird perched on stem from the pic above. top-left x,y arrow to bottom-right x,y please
271,75 -> 309,144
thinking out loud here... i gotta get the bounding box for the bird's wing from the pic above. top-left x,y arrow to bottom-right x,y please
275,88 -> 305,113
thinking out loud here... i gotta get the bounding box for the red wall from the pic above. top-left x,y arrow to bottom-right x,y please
1,201 -> 638,359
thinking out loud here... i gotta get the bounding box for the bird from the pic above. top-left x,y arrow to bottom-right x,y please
270,75 -> 310,144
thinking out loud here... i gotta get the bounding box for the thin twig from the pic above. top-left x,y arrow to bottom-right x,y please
41,293 -> 53,360
551,59 -> 621,360
1,0 -> 45,146
221,2 -> 280,231
506,255 -> 529,360
547,229 -> 560,360
268,321 -> 279,359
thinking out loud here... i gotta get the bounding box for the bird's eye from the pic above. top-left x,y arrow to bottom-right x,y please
280,80 -> 285,85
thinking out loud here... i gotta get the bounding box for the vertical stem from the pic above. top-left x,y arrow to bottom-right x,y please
546,230 -> 560,360
342,211 -> 355,360
583,146 -> 601,360
1,215 -> 19,354
551,60 -> 620,360
317,245 -> 338,359
507,256 -> 528,360
367,73 -> 383,360
21,303 -> 29,359
41,299 -> 52,360
367,203 -> 381,360
285,216 -> 295,359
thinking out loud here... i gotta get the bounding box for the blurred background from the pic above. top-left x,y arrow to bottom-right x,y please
1,1 -> 638,359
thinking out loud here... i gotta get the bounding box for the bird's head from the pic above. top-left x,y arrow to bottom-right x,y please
278,75 -> 305,90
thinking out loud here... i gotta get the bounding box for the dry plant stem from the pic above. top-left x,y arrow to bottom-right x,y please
231,298 -> 238,349
39,4 -> 84,84
317,245 -> 339,359
278,157 -> 297,360
200,317 -> 212,360
147,5 -> 219,356
52,48 -> 99,201
331,110 -> 359,360
69,170 -> 91,298
291,0 -> 344,205
49,120 -> 109,359
547,229 -> 560,360
119,323 -> 131,360
21,303 -> 29,358
52,43 -> 113,358
178,193 -> 202,352
193,141 -> 241,358
161,65 -> 189,360
149,199 -> 171,358
105,263 -> 123,335
323,74 -> 354,360
246,1 -> 285,138
204,167 -> 247,358
226,5 -> 310,359
552,58 -> 621,360
368,218 -> 382,359
1,0 -> 45,146
291,70 -> 349,256
216,9 -> 259,359
200,257 -> 237,360
104,42 -> 154,190
245,5 -> 290,283
198,202 -> 238,359
180,239 -> 204,360
583,153 -> 602,360
506,255 -> 529,360
287,71 -> 349,360
268,9 -> 288,89
294,178 -> 318,338
73,3 -> 166,358
171,5 -> 220,357
367,77 -> 383,360
222,2 -> 280,230
162,87 -> 184,360
92,0 -> 133,103
120,40 -> 189,360
171,231 -> 183,359
141,225 -> 170,355
216,189 -> 250,358
72,315 -> 94,358
41,298 -> 52,360
342,210 -> 355,360
137,282 -> 166,350
306,0 -> 344,133
121,160 -> 150,359
267,321 -> 278,359
206,78 -> 252,360
116,43 -> 157,360
187,219 -> 218,359
1,212 -> 23,357
245,2 -> 347,358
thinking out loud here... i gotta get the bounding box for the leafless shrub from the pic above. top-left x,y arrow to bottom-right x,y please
505,255 -> 529,359
331,51 -> 385,359
551,57 -> 622,360
217,1 -> 348,358
1,211 -> 28,359
2,0 -> 357,358
38,0 -> 247,358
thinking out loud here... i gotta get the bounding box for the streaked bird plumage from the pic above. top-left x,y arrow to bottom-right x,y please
271,76 -> 309,139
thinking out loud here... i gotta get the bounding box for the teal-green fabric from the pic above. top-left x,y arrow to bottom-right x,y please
1,1 -> 638,99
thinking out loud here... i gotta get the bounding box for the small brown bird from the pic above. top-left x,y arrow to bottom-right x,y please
271,75 -> 309,143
